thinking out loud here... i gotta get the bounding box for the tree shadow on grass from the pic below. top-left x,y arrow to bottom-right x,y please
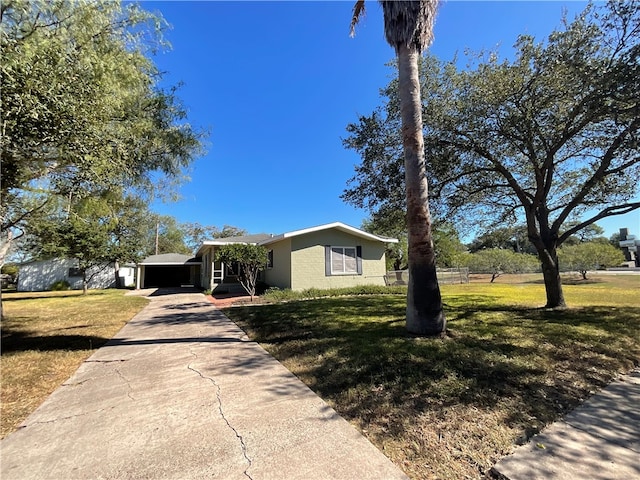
1,328 -> 110,353
1,291 -> 113,302
224,296 -> 640,441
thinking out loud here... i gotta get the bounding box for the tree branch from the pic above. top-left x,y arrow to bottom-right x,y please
558,202 -> 640,244
553,116 -> 639,233
2,198 -> 50,231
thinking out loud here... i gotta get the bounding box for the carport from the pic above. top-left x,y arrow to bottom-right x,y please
136,254 -> 202,289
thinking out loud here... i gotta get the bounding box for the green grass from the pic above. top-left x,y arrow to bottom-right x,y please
223,275 -> 640,479
1,290 -> 148,439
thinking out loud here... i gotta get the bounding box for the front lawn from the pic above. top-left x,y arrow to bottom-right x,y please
0,290 -> 148,439
223,275 -> 640,479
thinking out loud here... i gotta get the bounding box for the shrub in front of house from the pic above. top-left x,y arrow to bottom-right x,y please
262,285 -> 406,303
50,280 -> 71,291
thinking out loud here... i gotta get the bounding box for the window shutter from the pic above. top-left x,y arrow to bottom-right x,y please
356,246 -> 362,275
324,245 -> 331,276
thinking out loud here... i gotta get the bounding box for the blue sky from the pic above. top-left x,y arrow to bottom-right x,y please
143,0 -> 639,241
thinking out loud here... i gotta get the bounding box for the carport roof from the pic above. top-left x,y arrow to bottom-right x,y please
139,254 -> 201,265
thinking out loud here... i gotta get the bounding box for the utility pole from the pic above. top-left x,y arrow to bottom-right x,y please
155,221 -> 159,255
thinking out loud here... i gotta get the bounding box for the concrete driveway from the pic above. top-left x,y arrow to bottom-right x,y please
1,289 -> 407,480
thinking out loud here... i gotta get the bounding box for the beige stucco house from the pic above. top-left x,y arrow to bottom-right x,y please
196,222 -> 398,292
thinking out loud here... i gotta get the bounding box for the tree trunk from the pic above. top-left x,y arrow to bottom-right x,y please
114,260 -> 122,289
539,247 -> 566,308
82,270 -> 88,295
397,44 -> 445,335
0,232 -> 13,319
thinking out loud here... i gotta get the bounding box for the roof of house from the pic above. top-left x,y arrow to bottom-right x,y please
139,253 -> 202,265
195,222 -> 397,255
258,222 -> 398,246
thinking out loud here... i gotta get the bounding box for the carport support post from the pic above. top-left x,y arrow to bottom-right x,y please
136,265 -> 142,289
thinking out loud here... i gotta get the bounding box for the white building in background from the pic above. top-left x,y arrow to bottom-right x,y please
618,228 -> 640,267
17,258 -> 136,292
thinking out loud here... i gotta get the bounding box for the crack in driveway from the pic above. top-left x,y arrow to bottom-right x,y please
114,368 -> 136,401
84,359 -> 128,363
188,349 -> 253,480
23,406 -> 116,429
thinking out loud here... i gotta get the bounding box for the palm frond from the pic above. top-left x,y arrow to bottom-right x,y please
382,0 -> 439,51
349,0 -> 366,38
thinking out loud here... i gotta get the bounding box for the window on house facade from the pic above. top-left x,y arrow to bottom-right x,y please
325,246 -> 362,275
267,250 -> 273,269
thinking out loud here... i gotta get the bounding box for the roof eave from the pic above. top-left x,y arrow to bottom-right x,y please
259,222 -> 398,245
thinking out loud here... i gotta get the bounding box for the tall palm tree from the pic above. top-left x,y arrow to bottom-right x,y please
351,0 -> 445,335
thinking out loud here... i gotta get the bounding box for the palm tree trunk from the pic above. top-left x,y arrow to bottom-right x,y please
397,43 -> 445,335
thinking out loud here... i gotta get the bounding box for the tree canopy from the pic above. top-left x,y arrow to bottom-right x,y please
363,209 -> 465,270
0,0 -> 204,257
558,242 -> 625,280
23,193 -> 128,293
460,249 -> 540,283
343,1 -> 639,307
19,198 -> 246,267
215,244 -> 269,300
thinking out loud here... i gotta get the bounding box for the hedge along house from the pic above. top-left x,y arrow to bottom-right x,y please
136,253 -> 202,289
196,222 -> 398,292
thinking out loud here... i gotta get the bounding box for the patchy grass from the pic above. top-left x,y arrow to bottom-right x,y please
223,275 -> 639,479
0,290 -> 148,439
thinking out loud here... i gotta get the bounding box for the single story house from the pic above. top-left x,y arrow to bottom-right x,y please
196,222 -> 398,292
135,253 -> 202,289
17,258 -> 135,292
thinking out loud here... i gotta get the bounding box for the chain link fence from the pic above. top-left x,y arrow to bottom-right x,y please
385,268 -> 469,286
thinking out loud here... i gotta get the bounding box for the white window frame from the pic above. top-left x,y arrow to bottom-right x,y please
330,246 -> 358,275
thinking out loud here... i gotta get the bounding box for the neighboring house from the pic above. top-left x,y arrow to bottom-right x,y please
17,258 -> 136,292
196,222 -> 398,292
136,253 -> 202,289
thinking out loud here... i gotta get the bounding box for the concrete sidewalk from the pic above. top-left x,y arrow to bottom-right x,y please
1,290 -> 408,480
492,368 -> 640,480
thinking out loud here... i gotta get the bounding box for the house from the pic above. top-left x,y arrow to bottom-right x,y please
17,223 -> 397,293
196,222 -> 398,292
17,258 -> 135,292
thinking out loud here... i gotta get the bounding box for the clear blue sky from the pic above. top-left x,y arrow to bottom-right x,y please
143,0 -> 639,241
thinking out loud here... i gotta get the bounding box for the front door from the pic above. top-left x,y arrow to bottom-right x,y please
213,260 -> 224,284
